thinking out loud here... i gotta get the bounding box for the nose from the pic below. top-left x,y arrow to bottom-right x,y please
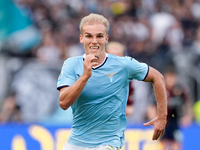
92,37 -> 97,44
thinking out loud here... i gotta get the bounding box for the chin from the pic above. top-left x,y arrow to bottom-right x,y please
91,51 -> 99,55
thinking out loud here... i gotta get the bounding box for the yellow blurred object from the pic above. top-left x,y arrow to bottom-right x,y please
110,2 -> 126,15
193,100 -> 200,123
12,135 -> 27,150
29,125 -> 54,150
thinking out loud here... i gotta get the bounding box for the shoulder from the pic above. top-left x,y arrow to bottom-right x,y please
107,54 -> 129,62
63,55 -> 83,64
107,54 -> 139,64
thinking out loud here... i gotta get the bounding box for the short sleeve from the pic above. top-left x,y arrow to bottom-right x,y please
57,58 -> 76,90
125,56 -> 149,81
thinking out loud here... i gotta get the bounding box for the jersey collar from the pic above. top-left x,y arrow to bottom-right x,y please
83,53 -> 108,70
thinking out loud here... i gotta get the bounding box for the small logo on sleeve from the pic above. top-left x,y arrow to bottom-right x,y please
58,71 -> 63,82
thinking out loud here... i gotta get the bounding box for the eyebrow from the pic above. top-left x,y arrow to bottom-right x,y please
84,32 -> 91,35
84,32 -> 104,35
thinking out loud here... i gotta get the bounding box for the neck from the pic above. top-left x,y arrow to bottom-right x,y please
96,52 -> 106,65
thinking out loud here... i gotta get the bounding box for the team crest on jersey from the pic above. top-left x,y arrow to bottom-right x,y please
105,72 -> 117,83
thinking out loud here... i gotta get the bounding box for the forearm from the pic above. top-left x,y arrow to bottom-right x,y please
143,67 -> 167,140
59,75 -> 89,110
152,76 -> 167,118
144,67 -> 167,118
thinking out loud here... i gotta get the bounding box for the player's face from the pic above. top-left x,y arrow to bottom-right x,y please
80,24 -> 109,59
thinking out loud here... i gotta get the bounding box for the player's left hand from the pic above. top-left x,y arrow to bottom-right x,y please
143,116 -> 167,140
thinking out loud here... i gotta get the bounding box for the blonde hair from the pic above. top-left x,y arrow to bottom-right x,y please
79,13 -> 110,34
106,41 -> 126,55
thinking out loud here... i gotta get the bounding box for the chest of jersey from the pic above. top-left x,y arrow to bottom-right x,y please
75,63 -> 128,102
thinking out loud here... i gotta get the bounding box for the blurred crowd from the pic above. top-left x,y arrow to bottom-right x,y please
0,0 -> 200,128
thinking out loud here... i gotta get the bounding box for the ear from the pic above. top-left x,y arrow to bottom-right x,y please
80,34 -> 83,44
105,35 -> 109,44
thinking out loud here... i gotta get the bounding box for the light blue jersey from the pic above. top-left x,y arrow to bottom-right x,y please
57,53 -> 149,148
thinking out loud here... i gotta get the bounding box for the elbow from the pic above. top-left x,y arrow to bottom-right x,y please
160,73 -> 165,82
59,101 -> 69,110
145,67 -> 165,83
151,73 -> 164,84
154,70 -> 164,83
154,73 -> 165,85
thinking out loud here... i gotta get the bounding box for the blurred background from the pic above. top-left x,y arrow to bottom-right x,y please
0,0 -> 200,150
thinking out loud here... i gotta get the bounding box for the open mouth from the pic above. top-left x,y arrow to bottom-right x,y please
90,46 -> 99,51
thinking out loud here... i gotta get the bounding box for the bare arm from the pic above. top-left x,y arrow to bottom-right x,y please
143,66 -> 167,140
59,54 -> 98,110
59,76 -> 89,110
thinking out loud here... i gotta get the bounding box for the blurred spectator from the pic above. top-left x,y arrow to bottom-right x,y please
149,5 -> 176,46
35,29 -> 62,64
165,21 -> 184,52
128,80 -> 152,124
0,29 -> 66,124
65,43 -> 85,58
148,66 -> 193,150
0,57 -> 61,123
192,26 -> 200,70
0,94 -> 21,123
0,56 -> 9,103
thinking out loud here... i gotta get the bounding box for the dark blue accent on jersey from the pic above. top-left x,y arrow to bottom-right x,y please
57,85 -> 69,91
83,57 -> 108,70
142,65 -> 149,81
92,57 -> 108,70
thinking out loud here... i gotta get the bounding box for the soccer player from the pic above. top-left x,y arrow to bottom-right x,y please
57,13 -> 167,150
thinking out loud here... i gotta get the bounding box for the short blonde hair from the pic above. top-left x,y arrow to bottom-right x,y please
79,13 -> 110,34
106,41 -> 126,55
